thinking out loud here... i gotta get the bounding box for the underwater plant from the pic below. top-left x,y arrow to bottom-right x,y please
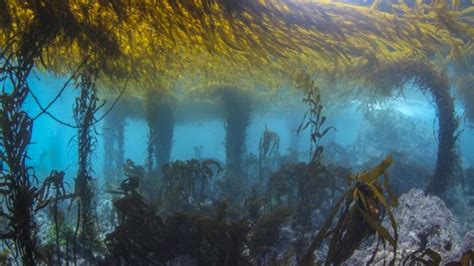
0,47 -> 40,265
249,207 -> 293,264
144,91 -> 175,172
73,65 -> 101,256
0,3 -> 118,260
258,126 -> 280,184
102,103 -> 126,189
105,173 -> 297,265
216,87 -> 252,176
403,248 -> 442,265
296,72 -> 335,163
0,39 -> 75,266
301,155 -> 398,265
369,60 -> 460,198
402,248 -> 474,265
154,101 -> 174,170
215,172 -> 249,205
159,159 -> 222,214
105,189 -> 250,265
452,45 -> 474,125
36,170 -> 69,265
104,193 -> 166,265
0,1 -> 126,263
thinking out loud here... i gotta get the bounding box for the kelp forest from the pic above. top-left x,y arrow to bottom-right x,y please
1,0 -> 474,265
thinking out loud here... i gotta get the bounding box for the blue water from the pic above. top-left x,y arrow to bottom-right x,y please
24,70 -> 474,186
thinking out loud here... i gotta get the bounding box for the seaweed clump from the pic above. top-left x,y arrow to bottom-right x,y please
159,159 -> 222,214
104,172 -> 292,266
104,193 -> 166,265
301,155 -> 398,265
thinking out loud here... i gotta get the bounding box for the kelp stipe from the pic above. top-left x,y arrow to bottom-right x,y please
102,101 -> 127,190
145,91 -> 175,172
301,155 -> 398,266
369,60 -> 460,198
73,64 -> 101,258
0,45 -> 39,266
216,87 -> 252,176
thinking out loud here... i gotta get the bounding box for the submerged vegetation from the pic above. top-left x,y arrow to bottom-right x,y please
368,60 -> 461,198
0,38 -> 40,265
258,126 -> 280,184
301,155 -> 398,265
102,100 -> 127,189
0,0 -> 473,264
145,91 -> 175,172
73,64 -> 101,255
218,87 -> 252,176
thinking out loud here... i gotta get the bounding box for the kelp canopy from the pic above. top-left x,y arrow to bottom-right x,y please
0,0 -> 473,95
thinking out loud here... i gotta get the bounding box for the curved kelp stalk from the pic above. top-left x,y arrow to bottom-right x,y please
216,87 -> 252,175
301,155 -> 398,266
369,60 -> 459,197
73,65 -> 101,257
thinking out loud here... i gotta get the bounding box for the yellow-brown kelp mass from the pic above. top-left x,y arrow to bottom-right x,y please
0,0 -> 473,93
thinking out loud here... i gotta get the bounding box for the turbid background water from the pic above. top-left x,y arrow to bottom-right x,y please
25,72 -> 474,186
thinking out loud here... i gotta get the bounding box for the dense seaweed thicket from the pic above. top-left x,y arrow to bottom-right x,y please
1,0 -> 474,265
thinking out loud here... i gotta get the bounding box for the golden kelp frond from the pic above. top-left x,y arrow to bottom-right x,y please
451,44 -> 474,123
456,75 -> 474,123
1,0 -> 473,97
367,59 -> 449,96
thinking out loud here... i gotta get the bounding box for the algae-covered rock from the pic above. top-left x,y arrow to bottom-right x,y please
347,189 -> 461,264
462,231 -> 474,254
